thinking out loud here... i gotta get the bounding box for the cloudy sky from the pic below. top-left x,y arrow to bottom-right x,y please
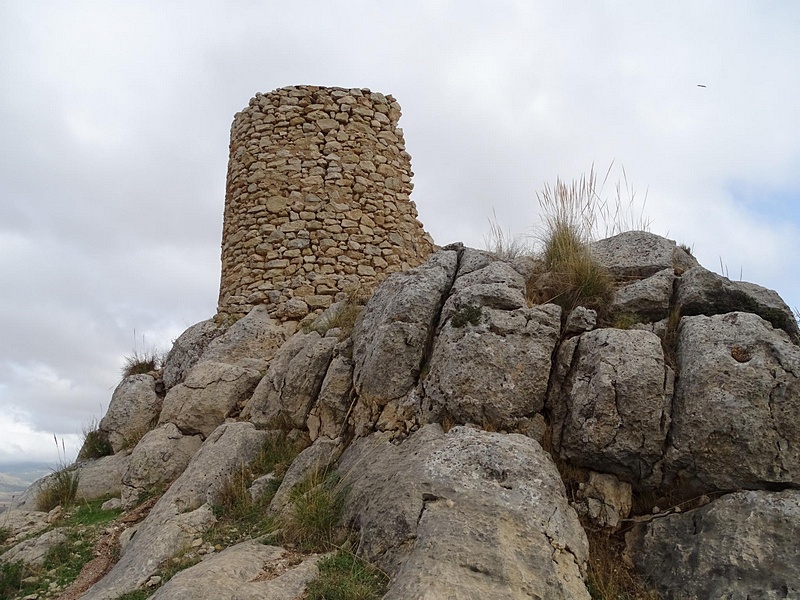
2,1 -> 799,466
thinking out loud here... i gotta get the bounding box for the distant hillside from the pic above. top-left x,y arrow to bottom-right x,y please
0,463 -> 50,511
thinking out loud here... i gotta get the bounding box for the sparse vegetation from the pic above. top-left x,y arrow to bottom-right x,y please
451,305 -> 482,328
279,468 -> 345,553
0,526 -> 10,545
586,531 -> 660,600
306,550 -> 389,600
207,433 -> 303,546
122,332 -> 165,377
35,465 -> 80,512
612,312 -> 639,330
303,285 -> 369,339
483,211 -> 532,260
79,417 -> 113,460
0,561 -> 26,598
111,591 -> 150,600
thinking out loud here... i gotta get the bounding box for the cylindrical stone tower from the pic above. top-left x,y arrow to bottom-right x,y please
217,85 -> 435,321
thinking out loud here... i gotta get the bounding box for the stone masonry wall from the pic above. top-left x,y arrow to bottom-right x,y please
217,85 -> 435,321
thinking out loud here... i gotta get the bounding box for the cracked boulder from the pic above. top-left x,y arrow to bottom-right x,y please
423,304 -> 561,430
591,231 -> 697,280
352,249 -> 459,410
149,541 -> 322,600
198,305 -> 287,366
306,340 -> 355,441
245,331 -> 337,430
439,259 -> 529,320
663,312 -> 800,492
626,489 -> 800,599
159,361 -> 264,437
82,422 -> 269,600
549,328 -> 673,484
121,423 -> 203,508
98,374 -> 163,453
338,425 -> 590,600
676,266 -> 800,342
162,318 -> 226,390
611,267 -> 675,323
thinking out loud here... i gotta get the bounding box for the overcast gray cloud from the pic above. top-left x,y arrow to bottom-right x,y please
1,1 -> 799,465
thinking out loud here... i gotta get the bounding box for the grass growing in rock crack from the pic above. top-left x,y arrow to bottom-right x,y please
306,550 -> 389,600
207,433 -> 303,547
586,531 -> 660,600
278,468 -> 346,552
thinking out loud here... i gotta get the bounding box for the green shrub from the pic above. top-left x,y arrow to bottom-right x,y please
306,551 -> 388,600
36,466 -> 80,512
79,419 -> 113,460
0,526 -> 9,545
279,469 -> 345,553
451,305 -> 482,328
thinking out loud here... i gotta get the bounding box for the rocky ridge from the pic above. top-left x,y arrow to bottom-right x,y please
2,231 -> 799,599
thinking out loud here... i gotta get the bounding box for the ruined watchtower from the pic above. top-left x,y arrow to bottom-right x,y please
217,85 -> 434,321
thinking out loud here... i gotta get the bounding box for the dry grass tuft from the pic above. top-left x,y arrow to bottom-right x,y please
483,211 -> 533,261
586,530 -> 660,600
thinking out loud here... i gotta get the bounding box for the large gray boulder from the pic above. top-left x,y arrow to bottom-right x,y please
75,451 -> 131,501
149,541 -> 322,600
352,249 -> 459,410
99,374 -> 162,453
121,423 -> 203,508
676,266 -> 800,342
162,318 -> 226,389
245,331 -> 337,430
663,312 -> 800,492
626,489 -> 800,599
198,305 -> 287,366
0,527 -> 67,567
159,361 -> 264,437
549,328 -> 672,484
591,231 -> 697,279
440,259 -> 528,319
82,422 -> 269,600
338,425 -> 590,600
423,304 -> 561,430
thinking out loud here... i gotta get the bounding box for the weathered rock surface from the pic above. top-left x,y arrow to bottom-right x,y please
440,259 -> 528,318
423,305 -> 561,429
99,374 -> 162,453
677,266 -> 800,342
75,451 -> 131,501
591,231 -> 697,279
338,425 -> 590,599
0,509 -> 49,542
626,489 -> 800,599
306,342 -> 355,441
664,312 -> 800,492
159,361 -> 264,437
574,472 -> 632,530
269,436 -> 338,514
612,267 -> 675,322
149,541 -> 322,600
162,318 -> 225,389
121,423 -> 203,508
0,527 -> 67,566
246,331 -> 337,430
550,328 -> 672,483
198,305 -> 287,366
82,422 -> 269,600
352,249 -> 458,409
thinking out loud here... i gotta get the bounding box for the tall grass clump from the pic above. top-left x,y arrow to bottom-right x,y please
279,468 -> 345,553
586,531 -> 661,600
36,435 -> 79,512
121,331 -> 165,377
531,168 -> 613,313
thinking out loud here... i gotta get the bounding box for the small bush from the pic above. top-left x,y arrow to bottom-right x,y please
36,466 -> 80,512
280,469 -> 345,553
451,305 -> 482,328
0,526 -> 9,545
121,347 -> 163,377
79,418 -> 113,460
306,550 -> 388,600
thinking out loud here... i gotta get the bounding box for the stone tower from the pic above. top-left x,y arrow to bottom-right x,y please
217,85 -> 435,321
